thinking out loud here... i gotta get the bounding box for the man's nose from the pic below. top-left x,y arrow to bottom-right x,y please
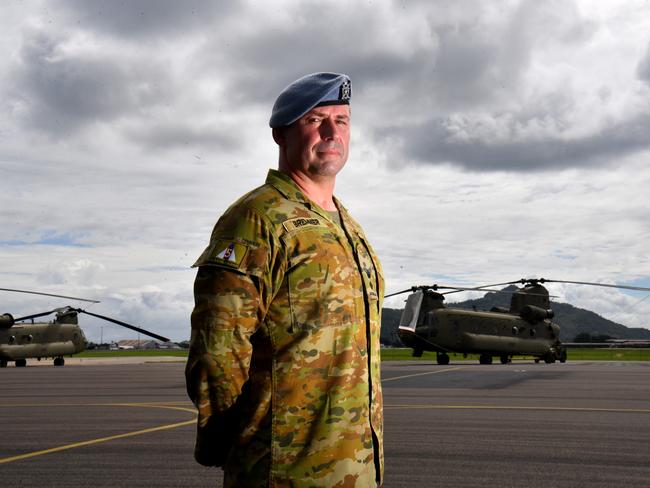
319,118 -> 339,140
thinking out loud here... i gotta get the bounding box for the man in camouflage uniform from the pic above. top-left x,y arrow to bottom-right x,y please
185,73 -> 384,487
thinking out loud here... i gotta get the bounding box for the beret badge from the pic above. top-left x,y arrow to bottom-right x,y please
339,79 -> 351,102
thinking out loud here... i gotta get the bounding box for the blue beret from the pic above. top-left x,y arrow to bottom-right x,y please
269,72 -> 351,128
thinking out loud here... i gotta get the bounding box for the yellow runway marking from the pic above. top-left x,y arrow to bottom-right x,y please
0,402 -> 197,465
382,366 -> 464,382
384,404 -> 650,414
114,403 -> 196,414
0,419 -> 195,464
0,401 -> 194,409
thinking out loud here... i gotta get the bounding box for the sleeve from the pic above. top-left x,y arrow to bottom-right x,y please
184,207 -> 276,467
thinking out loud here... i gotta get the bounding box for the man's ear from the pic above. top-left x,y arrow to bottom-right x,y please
272,127 -> 285,146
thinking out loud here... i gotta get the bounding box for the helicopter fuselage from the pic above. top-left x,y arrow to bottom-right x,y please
396,288 -> 565,364
0,320 -> 87,366
400,308 -> 560,355
1,289 -> 170,367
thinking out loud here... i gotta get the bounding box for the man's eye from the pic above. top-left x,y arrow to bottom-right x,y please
307,117 -> 321,123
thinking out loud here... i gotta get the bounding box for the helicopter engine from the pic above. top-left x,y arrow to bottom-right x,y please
54,307 -> 79,324
1,313 -> 14,328
520,305 -> 554,324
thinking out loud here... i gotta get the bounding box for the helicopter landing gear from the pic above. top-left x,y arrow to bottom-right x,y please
15,359 -> 27,367
559,349 -> 567,363
479,354 -> 493,365
53,357 -> 65,366
412,348 -> 423,358
436,352 -> 450,365
0,360 -> 7,368
543,352 -> 556,364
500,354 -> 510,364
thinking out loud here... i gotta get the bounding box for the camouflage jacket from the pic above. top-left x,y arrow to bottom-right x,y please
185,169 -> 384,487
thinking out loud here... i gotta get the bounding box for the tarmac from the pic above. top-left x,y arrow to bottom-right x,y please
1,358 -> 649,487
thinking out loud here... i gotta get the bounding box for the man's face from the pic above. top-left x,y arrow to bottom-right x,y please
279,104 -> 350,179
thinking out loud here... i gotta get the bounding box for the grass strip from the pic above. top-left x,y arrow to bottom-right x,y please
76,348 -> 650,361
379,348 -> 650,361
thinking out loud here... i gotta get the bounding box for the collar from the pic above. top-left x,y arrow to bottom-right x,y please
265,168 -> 355,230
265,169 -> 310,204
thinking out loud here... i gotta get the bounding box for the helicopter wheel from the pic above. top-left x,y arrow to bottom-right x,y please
0,360 -> 7,368
53,357 -> 65,367
412,348 -> 424,358
479,354 -> 493,365
15,359 -> 27,367
559,350 -> 567,363
543,353 -> 556,364
436,352 -> 450,365
500,354 -> 510,364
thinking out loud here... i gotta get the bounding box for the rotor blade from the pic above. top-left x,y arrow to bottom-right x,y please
385,285 -> 455,298
441,280 -> 528,296
0,288 -> 100,303
537,278 -> 650,292
385,287 -> 418,298
440,286 -> 512,294
442,289 -> 557,298
13,309 -> 64,322
385,284 -> 513,298
75,309 -> 170,342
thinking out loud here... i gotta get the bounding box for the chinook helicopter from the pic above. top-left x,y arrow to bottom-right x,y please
391,278 -> 650,365
1,288 -> 170,367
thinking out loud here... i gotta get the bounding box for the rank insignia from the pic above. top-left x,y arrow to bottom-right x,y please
339,79 -> 351,101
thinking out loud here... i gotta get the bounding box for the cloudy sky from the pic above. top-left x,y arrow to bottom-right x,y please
2,0 -> 650,342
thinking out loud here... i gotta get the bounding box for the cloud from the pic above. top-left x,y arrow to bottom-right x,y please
54,0 -> 238,39
638,39 -> 650,85
380,112 -> 650,172
1,0 -> 649,340
0,230 -> 90,247
126,121 -> 239,152
8,28 -> 176,136
37,259 -> 106,287
197,0 -> 439,107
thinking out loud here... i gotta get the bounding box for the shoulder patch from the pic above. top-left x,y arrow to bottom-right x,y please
200,239 -> 249,268
282,217 -> 323,233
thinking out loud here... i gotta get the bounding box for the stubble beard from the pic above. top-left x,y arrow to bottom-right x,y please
308,157 -> 347,179
309,143 -> 348,178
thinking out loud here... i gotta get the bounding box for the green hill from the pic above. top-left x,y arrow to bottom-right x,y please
380,286 -> 650,344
